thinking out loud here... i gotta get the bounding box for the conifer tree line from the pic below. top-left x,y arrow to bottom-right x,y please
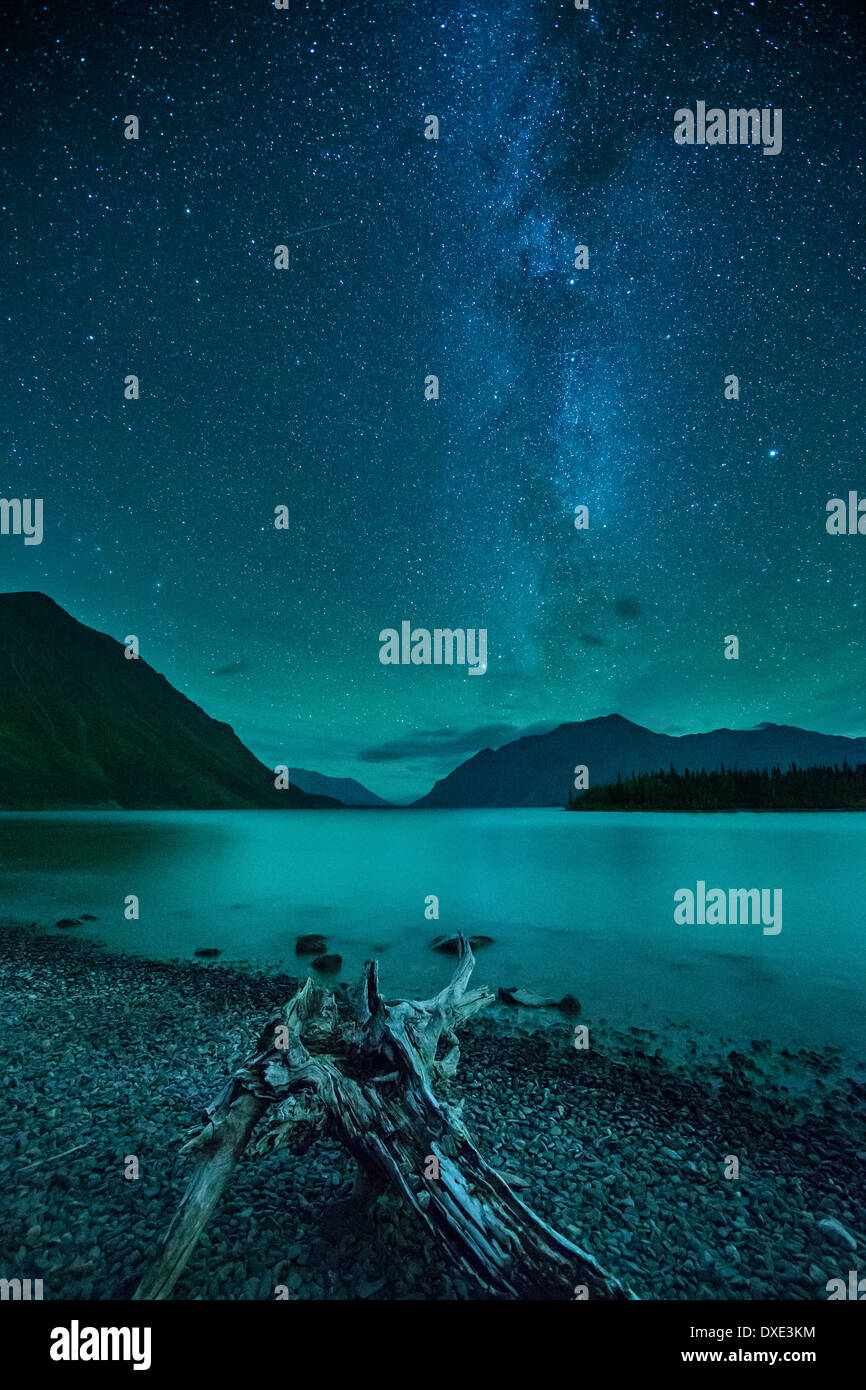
567,763 -> 866,811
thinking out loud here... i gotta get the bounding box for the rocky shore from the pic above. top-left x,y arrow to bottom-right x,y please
0,921 -> 863,1300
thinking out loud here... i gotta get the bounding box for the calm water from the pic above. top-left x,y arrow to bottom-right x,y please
1,809 -> 863,1060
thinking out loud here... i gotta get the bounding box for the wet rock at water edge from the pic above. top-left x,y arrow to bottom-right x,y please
295,934 -> 328,955
311,953 -> 342,972
496,986 -> 582,1013
498,986 -> 559,1009
557,994 -> 582,1015
430,934 -> 494,954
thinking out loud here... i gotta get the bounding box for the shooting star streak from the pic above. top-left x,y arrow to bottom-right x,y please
285,219 -> 351,239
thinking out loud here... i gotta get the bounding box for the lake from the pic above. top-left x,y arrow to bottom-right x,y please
1,809 -> 863,1062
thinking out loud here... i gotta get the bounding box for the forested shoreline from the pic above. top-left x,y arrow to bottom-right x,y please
567,763 -> 866,811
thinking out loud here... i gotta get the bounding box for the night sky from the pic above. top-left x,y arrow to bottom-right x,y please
2,0 -> 864,801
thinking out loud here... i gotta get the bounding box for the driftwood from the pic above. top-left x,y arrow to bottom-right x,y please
134,936 -> 635,1301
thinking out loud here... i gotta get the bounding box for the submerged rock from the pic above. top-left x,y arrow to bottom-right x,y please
430,934 -> 494,955
295,934 -> 327,955
311,953 -> 342,972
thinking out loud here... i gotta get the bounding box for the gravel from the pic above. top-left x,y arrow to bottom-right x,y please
0,920 -> 863,1301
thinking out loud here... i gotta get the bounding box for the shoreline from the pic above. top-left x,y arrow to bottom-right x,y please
1,921 -> 863,1301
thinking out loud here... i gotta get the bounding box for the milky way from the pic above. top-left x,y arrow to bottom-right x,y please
2,0 -> 864,798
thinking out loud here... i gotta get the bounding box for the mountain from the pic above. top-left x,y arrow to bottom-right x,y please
0,592 -> 340,811
289,768 -> 391,807
412,714 -> 866,808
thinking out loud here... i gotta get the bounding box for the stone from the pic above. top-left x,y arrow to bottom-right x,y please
295,934 -> 328,955
312,953 -> 342,971
498,986 -> 559,1008
357,1276 -> 388,1298
557,993 -> 582,1015
816,1217 -> 858,1251
494,1170 -> 531,1189
430,934 -> 494,954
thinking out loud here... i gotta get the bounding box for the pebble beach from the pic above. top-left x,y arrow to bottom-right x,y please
1,920 -> 863,1301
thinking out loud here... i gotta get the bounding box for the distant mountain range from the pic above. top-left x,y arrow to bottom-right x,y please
290,767 -> 391,806
3,594 -> 865,814
0,592 -> 338,811
412,714 -> 866,808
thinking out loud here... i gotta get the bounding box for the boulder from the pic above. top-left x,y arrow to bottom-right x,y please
312,953 -> 342,972
295,934 -> 327,955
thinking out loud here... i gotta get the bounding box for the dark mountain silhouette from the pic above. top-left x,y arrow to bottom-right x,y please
0,592 -> 339,810
290,768 -> 391,806
413,714 -> 866,807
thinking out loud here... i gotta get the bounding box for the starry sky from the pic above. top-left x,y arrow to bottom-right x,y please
2,0 -> 864,801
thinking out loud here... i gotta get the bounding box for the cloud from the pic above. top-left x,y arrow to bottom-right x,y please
359,723 -> 522,763
211,660 -> 248,677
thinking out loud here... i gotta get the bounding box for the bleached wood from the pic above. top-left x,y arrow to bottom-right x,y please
134,937 -> 635,1301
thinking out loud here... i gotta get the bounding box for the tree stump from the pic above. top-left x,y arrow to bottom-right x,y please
134,936 -> 635,1301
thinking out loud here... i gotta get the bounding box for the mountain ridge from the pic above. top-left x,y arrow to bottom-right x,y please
289,767 -> 391,807
0,591 -> 339,811
412,714 -> 866,807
